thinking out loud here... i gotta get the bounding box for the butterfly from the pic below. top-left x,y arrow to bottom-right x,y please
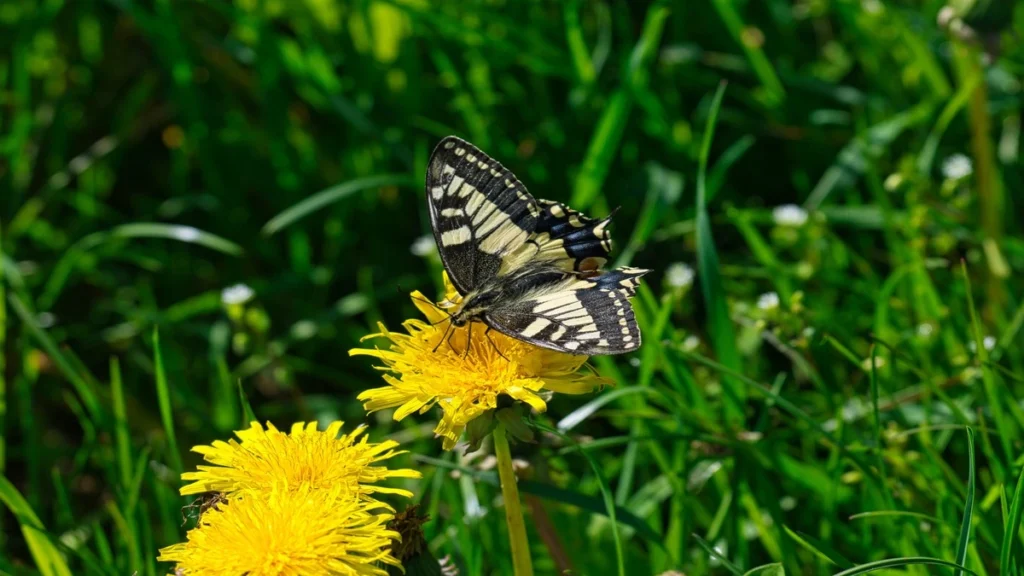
426,136 -> 650,355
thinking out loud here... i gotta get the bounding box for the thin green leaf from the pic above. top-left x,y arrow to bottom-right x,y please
0,475 -> 73,576
413,455 -> 663,546
7,292 -> 102,420
744,563 -> 785,576
696,81 -> 744,425
1000,463 -> 1024,576
262,174 -> 418,235
954,427 -> 975,576
556,387 -> 659,431
237,379 -> 258,426
783,526 -> 854,569
153,328 -> 183,476
692,533 -> 743,576
535,421 -> 625,576
831,557 -> 979,576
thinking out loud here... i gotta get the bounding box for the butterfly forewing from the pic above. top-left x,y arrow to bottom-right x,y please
426,137 -> 541,293
485,267 -> 650,355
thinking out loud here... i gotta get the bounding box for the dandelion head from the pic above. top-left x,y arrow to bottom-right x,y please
180,421 -> 420,499
159,486 -> 401,576
351,274 -> 610,450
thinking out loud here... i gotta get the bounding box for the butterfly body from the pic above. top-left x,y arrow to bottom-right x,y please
426,136 -> 649,355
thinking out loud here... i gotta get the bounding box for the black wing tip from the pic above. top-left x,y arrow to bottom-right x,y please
431,135 -> 474,157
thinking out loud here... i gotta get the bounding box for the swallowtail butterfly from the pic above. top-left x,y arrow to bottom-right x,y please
426,136 -> 649,355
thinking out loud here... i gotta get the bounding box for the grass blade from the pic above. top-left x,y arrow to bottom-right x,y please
832,557 -> 979,576
954,427 -> 975,576
556,387 -> 658,431
0,220 -> 6,474
695,81 -> 744,425
153,328 -> 183,476
1000,463 -> 1024,576
783,526 -> 854,569
0,475 -> 73,576
535,421 -> 625,576
106,223 -> 243,255
413,454 -> 662,546
963,260 -> 1013,471
110,357 -> 132,491
570,1 -> 670,209
7,292 -> 102,420
692,533 -> 743,576
262,174 -> 418,235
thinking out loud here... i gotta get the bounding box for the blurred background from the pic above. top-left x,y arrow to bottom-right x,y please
2,0 -> 1024,574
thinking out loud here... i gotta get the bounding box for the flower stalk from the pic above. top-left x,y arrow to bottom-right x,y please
493,423 -> 533,576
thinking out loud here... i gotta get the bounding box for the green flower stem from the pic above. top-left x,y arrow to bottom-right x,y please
493,423 -> 533,576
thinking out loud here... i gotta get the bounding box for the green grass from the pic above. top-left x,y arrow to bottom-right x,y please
2,1 -> 1024,574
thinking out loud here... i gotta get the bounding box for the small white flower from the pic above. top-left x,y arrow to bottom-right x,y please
757,292 -> 780,311
967,337 -> 995,352
916,323 -> 935,338
772,204 -> 809,227
665,262 -> 695,289
779,496 -> 797,511
942,154 -> 973,180
861,356 -> 886,371
742,519 -> 759,540
682,334 -> 700,352
220,283 -> 255,305
410,234 -> 436,257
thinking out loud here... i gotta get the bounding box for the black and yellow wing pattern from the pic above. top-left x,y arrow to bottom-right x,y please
485,267 -> 649,354
426,135 -> 649,355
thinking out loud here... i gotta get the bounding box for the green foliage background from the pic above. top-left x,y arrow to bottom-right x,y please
2,0 -> 1024,574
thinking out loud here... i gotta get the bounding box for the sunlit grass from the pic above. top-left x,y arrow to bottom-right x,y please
2,1 -> 1024,575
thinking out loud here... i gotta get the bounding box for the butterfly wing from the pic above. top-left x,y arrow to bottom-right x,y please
534,199 -> 614,272
426,136 -> 541,294
484,267 -> 650,355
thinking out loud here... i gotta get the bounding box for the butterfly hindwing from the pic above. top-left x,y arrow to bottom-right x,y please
534,199 -> 613,272
485,267 -> 650,355
426,137 -> 541,294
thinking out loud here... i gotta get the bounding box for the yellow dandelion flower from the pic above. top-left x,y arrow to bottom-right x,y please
350,274 -> 609,450
180,421 -> 420,499
159,485 -> 401,576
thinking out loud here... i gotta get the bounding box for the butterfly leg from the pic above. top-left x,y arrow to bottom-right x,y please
445,322 -> 459,355
433,321 -> 453,354
484,326 -> 511,362
463,320 -> 473,358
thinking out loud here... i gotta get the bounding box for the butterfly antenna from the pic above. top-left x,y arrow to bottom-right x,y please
484,326 -> 511,363
408,292 -> 456,327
